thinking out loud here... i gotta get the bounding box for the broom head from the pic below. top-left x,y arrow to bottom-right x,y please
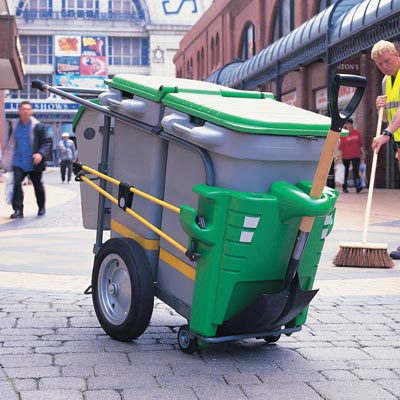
334,242 -> 394,268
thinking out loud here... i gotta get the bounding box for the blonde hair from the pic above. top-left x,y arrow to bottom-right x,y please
371,40 -> 397,60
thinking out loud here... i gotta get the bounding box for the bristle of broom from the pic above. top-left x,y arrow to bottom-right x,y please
333,243 -> 394,268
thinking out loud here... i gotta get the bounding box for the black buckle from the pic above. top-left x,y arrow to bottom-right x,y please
118,182 -> 134,210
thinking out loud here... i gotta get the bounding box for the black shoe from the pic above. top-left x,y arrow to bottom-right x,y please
38,208 -> 46,216
390,250 -> 400,260
356,186 -> 363,193
342,185 -> 349,193
10,210 -> 24,219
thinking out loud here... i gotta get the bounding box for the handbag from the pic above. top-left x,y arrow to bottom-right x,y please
4,171 -> 14,205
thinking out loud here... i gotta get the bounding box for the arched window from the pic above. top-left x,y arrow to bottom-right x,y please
272,0 -> 295,41
215,33 -> 220,66
210,37 -> 215,69
197,51 -> 201,79
186,58 -> 193,79
240,23 -> 256,60
200,47 -> 205,79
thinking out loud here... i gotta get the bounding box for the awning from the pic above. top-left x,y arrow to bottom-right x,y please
0,15 -> 24,89
206,0 -> 400,89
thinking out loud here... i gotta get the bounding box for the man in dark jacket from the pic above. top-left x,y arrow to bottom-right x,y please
2,101 -> 51,219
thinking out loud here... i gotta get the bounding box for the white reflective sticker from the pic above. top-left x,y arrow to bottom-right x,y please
324,214 -> 332,225
240,231 -> 254,243
321,228 -> 328,239
243,216 -> 260,229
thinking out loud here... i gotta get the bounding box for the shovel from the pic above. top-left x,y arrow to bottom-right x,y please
220,74 -> 367,335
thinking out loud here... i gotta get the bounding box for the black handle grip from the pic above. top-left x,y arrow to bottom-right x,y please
31,79 -> 49,91
329,74 -> 367,132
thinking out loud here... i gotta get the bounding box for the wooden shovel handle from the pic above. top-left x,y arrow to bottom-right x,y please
300,129 -> 341,233
299,74 -> 367,234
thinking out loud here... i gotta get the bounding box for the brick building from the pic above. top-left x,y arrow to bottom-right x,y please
174,0 -> 400,188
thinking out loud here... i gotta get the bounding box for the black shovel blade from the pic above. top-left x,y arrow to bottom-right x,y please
217,274 -> 318,336
271,273 -> 319,328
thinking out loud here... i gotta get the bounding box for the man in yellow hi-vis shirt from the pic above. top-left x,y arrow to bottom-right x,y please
371,40 -> 400,259
371,40 -> 400,154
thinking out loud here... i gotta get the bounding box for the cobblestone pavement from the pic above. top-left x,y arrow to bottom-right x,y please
0,168 -> 399,400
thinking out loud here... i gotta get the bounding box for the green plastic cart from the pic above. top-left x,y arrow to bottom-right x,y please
32,74 -> 366,353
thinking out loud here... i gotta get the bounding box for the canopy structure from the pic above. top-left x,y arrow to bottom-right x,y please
206,0 -> 400,91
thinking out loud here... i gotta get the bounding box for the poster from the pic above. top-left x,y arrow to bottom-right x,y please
55,35 -> 107,87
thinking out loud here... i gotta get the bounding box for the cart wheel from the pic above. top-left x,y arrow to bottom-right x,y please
178,325 -> 198,354
92,238 -> 154,342
263,334 -> 281,343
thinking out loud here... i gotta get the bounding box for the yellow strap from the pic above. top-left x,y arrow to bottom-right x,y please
79,174 -> 187,255
81,164 -> 180,214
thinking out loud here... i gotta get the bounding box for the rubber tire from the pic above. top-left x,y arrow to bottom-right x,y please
92,238 -> 154,342
178,325 -> 198,354
264,334 -> 281,343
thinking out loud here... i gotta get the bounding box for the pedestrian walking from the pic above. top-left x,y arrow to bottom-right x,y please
370,40 -> 400,259
338,118 -> 364,193
57,132 -> 77,184
0,101 -> 51,219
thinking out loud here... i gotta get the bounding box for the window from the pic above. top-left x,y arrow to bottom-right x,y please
197,51 -> 201,79
318,0 -> 335,12
215,33 -> 220,66
20,36 -> 53,65
109,0 -> 144,19
26,0 -> 51,9
62,0 -> 98,17
186,58 -> 193,79
10,74 -> 53,100
108,37 -> 149,66
240,23 -> 256,60
200,47 -> 205,79
272,0 -> 294,41
210,38 -> 215,69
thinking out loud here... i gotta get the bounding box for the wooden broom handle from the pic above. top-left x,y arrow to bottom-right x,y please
361,107 -> 384,243
300,129 -> 341,233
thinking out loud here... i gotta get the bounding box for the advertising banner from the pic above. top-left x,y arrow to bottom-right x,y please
55,35 -> 107,88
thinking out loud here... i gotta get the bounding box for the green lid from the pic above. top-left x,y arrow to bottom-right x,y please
105,74 -> 274,102
162,91 -> 331,136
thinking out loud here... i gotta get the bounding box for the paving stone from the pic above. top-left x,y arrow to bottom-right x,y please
87,375 -> 157,390
352,368 -> 398,380
61,366 -> 94,378
12,379 -> 37,391
223,372 -> 261,385
19,389 -> 83,400
193,385 -> 249,400
122,387 -> 197,400
242,382 -> 322,400
378,379 -> 400,397
362,347 -> 400,360
54,352 -> 129,367
320,369 -> 358,381
17,317 -> 68,329
296,347 -> 371,361
0,354 -> 53,368
94,364 -> 172,377
38,377 -> 86,390
4,367 -> 60,379
85,390 -> 122,400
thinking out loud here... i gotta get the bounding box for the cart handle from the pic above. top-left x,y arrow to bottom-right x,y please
74,163 -> 189,256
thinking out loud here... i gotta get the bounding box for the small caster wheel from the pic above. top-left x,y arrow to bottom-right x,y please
264,334 -> 281,343
178,325 -> 198,354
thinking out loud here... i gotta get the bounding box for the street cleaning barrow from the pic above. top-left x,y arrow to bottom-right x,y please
33,74 -> 365,353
